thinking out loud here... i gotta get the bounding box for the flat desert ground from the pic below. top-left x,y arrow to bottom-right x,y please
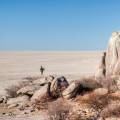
0,51 -> 102,95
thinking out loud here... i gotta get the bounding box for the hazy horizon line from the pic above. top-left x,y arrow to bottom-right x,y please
0,50 -> 105,52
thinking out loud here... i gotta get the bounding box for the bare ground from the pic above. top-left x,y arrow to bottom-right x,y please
0,51 -> 102,120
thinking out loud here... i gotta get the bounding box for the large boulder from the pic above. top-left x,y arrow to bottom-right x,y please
50,76 -> 69,98
93,88 -> 108,96
31,76 -> 68,101
106,32 -> 120,76
62,82 -> 79,99
17,85 -> 41,96
62,77 -> 101,99
7,95 -> 29,106
31,84 -> 48,102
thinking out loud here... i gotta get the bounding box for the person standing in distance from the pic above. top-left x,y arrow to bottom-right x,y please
40,66 -> 45,75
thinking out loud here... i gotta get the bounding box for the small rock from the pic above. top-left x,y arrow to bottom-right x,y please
2,112 -> 6,115
33,78 -> 47,85
46,75 -> 54,82
30,109 -> 35,112
8,103 -> 18,109
8,112 -> 15,116
93,88 -> 108,96
116,78 -> 120,90
24,112 -> 28,114
0,98 -> 4,103
0,95 -> 8,104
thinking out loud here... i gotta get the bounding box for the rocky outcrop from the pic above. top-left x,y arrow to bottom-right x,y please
106,32 -> 120,76
62,77 -> 101,99
95,52 -> 106,80
95,31 -> 120,81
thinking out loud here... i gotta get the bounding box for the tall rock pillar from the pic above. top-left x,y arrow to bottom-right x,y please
106,32 -> 120,76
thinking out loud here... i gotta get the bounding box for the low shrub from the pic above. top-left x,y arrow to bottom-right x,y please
48,98 -> 71,120
5,81 -> 29,98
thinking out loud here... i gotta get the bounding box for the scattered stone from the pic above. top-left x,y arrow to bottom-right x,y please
67,103 -> 98,120
7,95 -> 29,106
19,106 -> 25,111
8,112 -> 15,116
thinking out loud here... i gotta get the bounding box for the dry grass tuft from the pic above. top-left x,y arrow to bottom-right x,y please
66,113 -> 82,120
75,90 -> 120,118
101,101 -> 120,118
86,94 -> 109,112
32,93 -> 53,110
48,98 -> 71,120
33,97 -> 71,120
5,81 -> 29,98
100,76 -> 118,92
